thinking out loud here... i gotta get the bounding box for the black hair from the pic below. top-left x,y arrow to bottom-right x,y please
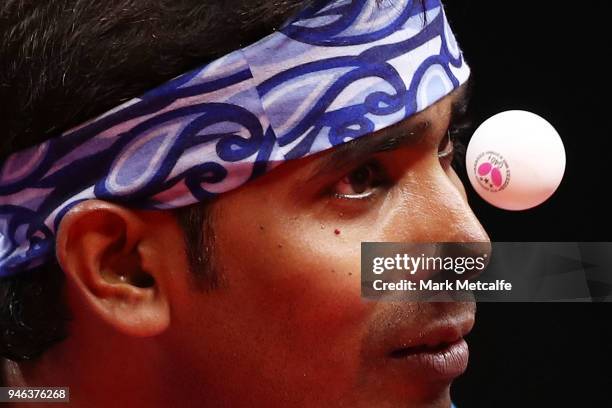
0,0 -> 313,362
0,0 -> 427,362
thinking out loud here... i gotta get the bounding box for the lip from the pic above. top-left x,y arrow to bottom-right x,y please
387,315 -> 474,381
389,338 -> 469,381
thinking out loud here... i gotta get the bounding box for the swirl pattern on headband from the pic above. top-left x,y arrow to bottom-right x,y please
0,0 -> 470,277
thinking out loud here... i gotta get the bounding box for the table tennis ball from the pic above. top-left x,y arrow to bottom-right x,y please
465,110 -> 565,211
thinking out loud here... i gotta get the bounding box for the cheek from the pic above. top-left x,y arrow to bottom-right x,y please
213,192 -> 376,339
220,215 -> 370,328
205,211 -> 375,399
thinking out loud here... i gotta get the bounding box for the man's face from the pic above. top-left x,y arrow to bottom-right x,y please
161,87 -> 489,408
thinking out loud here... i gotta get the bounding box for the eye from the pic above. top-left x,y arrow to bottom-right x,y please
438,130 -> 454,160
332,161 -> 384,199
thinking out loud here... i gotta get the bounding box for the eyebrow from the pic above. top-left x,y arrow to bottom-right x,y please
309,84 -> 471,179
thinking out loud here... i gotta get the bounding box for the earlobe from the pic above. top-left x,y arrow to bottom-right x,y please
56,200 -> 170,337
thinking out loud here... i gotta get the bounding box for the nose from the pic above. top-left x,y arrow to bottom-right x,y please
397,160 -> 489,240
383,159 -> 492,270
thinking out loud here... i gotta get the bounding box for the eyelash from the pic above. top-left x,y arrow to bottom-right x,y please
438,131 -> 454,160
334,191 -> 379,202
330,117 -> 473,201
331,160 -> 386,201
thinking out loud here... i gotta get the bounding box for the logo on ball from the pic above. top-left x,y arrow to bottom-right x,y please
473,151 -> 510,192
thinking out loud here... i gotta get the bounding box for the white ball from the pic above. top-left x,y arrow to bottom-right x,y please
465,110 -> 566,211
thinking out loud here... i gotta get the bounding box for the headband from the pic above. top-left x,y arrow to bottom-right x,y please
0,0 -> 470,277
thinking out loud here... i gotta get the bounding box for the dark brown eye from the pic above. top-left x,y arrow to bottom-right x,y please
332,162 -> 380,199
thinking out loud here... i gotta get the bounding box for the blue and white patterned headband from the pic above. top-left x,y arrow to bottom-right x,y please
0,0 -> 469,277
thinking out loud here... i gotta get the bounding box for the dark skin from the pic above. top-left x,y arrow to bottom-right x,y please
3,84 -> 489,408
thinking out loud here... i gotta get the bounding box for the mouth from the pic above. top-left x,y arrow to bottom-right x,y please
387,318 -> 473,381
389,338 -> 469,380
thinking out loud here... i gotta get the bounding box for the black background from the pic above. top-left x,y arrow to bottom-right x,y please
444,1 -> 612,407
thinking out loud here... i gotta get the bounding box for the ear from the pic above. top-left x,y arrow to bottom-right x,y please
56,200 -> 171,337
